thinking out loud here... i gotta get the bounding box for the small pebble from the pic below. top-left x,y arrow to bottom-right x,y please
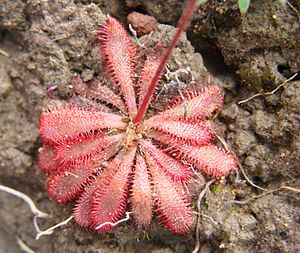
127,12 -> 158,37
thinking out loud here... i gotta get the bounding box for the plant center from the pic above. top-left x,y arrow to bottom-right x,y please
123,122 -> 143,149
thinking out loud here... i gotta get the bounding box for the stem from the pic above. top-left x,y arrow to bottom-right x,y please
133,0 -> 198,124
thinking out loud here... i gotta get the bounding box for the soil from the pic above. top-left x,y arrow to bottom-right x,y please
0,0 -> 299,253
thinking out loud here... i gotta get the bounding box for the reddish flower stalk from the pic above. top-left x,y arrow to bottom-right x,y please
133,0 -> 198,124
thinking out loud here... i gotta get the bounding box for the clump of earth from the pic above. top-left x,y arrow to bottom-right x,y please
0,0 -> 299,252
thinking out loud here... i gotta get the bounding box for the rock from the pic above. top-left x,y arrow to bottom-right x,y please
127,12 -> 158,36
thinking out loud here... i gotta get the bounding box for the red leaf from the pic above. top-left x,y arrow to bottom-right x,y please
144,117 -> 212,146
39,105 -> 126,143
141,139 -> 192,181
38,144 -> 58,175
98,17 -> 137,115
130,153 -> 153,228
73,144 -> 122,227
145,154 -> 194,234
73,180 -> 97,228
71,75 -> 127,113
137,42 -> 163,105
89,148 -> 136,232
48,143 -> 120,204
47,162 -> 95,204
158,85 -> 223,119
179,144 -> 237,178
55,133 -> 124,166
